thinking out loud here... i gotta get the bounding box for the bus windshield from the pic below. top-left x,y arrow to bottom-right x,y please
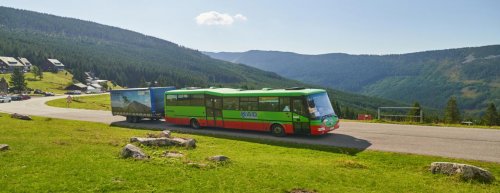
307,92 -> 335,119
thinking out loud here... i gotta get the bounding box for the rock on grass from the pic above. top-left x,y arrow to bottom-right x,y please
0,144 -> 9,151
430,162 -> 495,183
121,144 -> 149,159
208,155 -> 230,162
10,113 -> 32,120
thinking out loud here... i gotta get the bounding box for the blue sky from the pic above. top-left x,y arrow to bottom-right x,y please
1,0 -> 499,54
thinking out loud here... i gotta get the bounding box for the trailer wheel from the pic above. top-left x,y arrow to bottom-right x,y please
271,124 -> 286,137
190,119 -> 200,129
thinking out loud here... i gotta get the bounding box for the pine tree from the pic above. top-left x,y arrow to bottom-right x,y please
9,68 -> 27,93
31,66 -> 41,80
444,97 -> 460,124
407,102 -> 421,122
37,66 -> 44,80
0,77 -> 8,94
482,103 -> 499,126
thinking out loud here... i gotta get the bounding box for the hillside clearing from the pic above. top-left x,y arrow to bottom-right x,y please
0,114 -> 498,192
0,70 -> 73,94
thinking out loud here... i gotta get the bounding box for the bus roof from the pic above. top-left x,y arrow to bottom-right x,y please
165,88 -> 326,97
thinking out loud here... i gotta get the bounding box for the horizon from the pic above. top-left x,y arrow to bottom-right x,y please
1,0 -> 500,55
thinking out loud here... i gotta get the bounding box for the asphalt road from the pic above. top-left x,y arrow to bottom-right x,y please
1,95 -> 500,163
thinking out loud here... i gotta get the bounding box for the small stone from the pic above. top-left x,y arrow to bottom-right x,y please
0,144 -> 9,151
159,130 -> 171,138
163,151 -> 184,158
121,144 -> 149,159
208,155 -> 230,162
10,113 -> 32,120
430,162 -> 495,183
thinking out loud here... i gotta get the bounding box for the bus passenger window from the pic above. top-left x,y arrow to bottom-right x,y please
258,97 -> 279,111
223,97 -> 239,110
280,97 -> 290,112
190,94 -> 204,106
292,99 -> 306,115
166,95 -> 177,106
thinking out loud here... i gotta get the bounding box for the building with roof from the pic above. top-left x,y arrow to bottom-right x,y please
43,59 -> 65,72
0,56 -> 24,73
65,83 -> 87,91
17,57 -> 33,72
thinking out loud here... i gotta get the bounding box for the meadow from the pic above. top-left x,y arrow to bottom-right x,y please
0,113 -> 498,192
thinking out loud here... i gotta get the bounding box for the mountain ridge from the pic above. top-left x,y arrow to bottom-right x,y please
204,45 -> 500,114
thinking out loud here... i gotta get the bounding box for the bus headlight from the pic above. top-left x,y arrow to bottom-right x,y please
317,127 -> 325,131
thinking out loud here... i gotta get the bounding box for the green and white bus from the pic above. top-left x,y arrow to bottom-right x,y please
164,87 -> 339,136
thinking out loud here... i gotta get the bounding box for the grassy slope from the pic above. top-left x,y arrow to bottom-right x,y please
0,71 -> 122,95
45,94 -> 111,111
0,114 -> 498,192
0,71 -> 73,94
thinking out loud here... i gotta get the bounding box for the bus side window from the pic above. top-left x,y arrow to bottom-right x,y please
177,94 -> 190,106
191,94 -> 204,106
259,97 -> 279,111
292,99 -> 306,115
166,95 -> 177,106
240,97 -> 258,111
223,97 -> 239,110
280,97 -> 290,112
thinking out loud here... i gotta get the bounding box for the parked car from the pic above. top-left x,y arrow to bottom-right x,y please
20,94 -> 31,100
44,92 -> 55,96
10,95 -> 22,101
65,90 -> 82,95
34,89 -> 44,94
0,96 -> 11,103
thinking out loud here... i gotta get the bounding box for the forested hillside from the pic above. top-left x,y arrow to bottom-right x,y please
0,6 -> 404,116
205,46 -> 500,114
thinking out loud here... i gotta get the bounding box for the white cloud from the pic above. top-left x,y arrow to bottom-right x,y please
234,14 -> 247,21
195,11 -> 247,26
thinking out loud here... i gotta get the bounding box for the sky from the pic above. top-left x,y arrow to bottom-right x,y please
1,0 -> 499,55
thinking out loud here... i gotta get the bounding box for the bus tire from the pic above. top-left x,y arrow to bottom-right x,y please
190,119 -> 201,129
126,116 -> 131,123
271,124 -> 286,137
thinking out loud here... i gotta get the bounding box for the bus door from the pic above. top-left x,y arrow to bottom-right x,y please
205,95 -> 223,127
291,97 -> 310,134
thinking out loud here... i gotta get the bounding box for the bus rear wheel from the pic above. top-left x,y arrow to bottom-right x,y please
271,124 -> 286,137
190,119 -> 200,129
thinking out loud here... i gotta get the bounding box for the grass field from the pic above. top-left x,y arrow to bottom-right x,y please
0,113 -> 498,192
46,94 -> 111,111
0,70 -> 73,94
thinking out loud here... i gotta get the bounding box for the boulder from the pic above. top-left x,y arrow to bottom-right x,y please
159,130 -> 171,138
10,113 -> 32,120
130,137 -> 171,146
121,144 -> 149,159
170,137 -> 196,149
130,137 -> 196,148
0,144 -> 9,151
430,162 -> 495,183
208,155 -> 230,162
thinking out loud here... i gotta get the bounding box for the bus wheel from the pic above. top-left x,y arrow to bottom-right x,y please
190,119 -> 200,129
271,124 -> 286,137
126,116 -> 131,123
